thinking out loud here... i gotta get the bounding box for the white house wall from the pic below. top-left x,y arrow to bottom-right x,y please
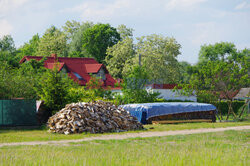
152,89 -> 197,102
111,89 -> 197,102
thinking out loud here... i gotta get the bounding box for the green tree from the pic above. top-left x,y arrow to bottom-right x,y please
0,58 -> 47,99
36,26 -> 67,57
198,42 -> 237,63
0,35 -> 16,53
123,34 -> 181,83
62,20 -> 81,40
117,24 -> 133,40
184,42 -> 249,119
35,68 -> 76,114
82,23 -> 121,63
179,61 -> 192,83
105,37 -> 135,78
18,34 -> 40,57
68,21 -> 94,57
117,65 -> 160,104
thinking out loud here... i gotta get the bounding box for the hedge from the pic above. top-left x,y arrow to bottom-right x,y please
211,100 -> 245,115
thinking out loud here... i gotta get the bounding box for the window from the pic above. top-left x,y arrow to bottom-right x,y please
73,72 -> 84,80
96,68 -> 106,80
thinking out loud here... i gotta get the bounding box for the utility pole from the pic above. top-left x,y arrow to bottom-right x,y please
139,54 -> 141,66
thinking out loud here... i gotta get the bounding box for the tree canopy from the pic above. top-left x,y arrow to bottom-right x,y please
36,26 -> 67,57
82,23 -> 121,63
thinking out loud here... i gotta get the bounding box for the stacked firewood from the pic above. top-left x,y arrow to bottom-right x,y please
47,101 -> 143,134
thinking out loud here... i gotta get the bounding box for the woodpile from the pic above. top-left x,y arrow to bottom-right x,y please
47,101 -> 143,134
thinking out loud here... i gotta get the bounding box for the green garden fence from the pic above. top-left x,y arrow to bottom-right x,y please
0,99 -> 38,126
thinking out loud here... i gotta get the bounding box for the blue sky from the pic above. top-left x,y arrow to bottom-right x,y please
0,0 -> 249,64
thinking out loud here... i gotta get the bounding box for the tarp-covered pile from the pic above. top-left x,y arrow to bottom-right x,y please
120,102 -> 217,124
48,101 -> 143,134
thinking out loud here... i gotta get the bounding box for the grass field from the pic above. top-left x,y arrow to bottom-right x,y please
0,130 -> 249,166
0,121 -> 249,143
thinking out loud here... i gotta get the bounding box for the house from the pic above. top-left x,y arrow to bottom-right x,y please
146,84 -> 197,102
233,88 -> 250,100
19,54 -> 116,87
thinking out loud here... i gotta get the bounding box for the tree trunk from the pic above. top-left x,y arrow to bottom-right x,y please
226,100 -> 237,120
238,100 -> 249,118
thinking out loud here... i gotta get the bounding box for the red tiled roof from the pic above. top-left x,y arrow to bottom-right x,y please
219,90 -> 239,99
45,62 -> 65,71
85,64 -> 103,73
19,55 -> 116,87
150,84 -> 180,89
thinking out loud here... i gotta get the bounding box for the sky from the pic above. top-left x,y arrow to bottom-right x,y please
0,0 -> 249,64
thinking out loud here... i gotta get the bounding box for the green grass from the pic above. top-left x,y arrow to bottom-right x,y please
0,130 -> 249,166
0,121 -> 249,143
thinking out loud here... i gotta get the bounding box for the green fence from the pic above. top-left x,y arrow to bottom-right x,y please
0,99 -> 38,126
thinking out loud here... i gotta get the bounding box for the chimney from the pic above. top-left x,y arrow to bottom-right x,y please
51,53 -> 57,59
51,53 -> 58,62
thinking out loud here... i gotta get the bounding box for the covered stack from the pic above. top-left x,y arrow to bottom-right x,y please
47,101 -> 143,134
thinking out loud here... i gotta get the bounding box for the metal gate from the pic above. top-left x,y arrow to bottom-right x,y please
0,99 -> 38,126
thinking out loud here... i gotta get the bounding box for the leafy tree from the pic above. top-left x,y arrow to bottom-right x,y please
198,42 -> 237,63
36,26 -> 67,57
62,20 -> 81,40
105,37 -> 135,78
82,23 -> 121,63
35,67 -> 76,114
116,65 -> 160,104
68,21 -> 94,57
123,34 -> 181,83
18,34 -> 40,57
117,24 -> 133,40
179,61 -> 192,83
0,35 -> 16,53
0,58 -> 47,99
182,42 -> 249,120
0,35 -> 19,67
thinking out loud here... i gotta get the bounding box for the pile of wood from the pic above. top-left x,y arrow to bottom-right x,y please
47,101 -> 143,134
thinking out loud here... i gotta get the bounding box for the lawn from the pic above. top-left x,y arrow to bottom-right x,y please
0,121 -> 249,143
0,130 -> 249,166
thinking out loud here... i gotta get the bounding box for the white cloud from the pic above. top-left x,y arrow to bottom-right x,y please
0,0 -> 30,15
0,19 -> 13,37
61,0 -> 132,21
165,0 -> 207,11
235,1 -> 250,10
190,22 -> 222,45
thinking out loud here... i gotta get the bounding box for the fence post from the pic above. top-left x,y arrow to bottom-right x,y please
1,100 -> 3,126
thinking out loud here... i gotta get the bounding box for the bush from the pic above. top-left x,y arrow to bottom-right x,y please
115,65 -> 160,104
211,100 -> 245,115
35,69 -> 77,114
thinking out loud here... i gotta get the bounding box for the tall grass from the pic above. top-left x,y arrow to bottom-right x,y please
0,121 -> 250,143
0,130 -> 249,166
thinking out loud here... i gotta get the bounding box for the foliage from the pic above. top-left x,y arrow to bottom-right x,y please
82,23 -> 121,63
67,76 -> 113,103
62,20 -> 81,40
211,100 -> 245,115
36,26 -> 67,57
179,42 -> 249,119
0,35 -> 16,53
105,37 -> 135,78
178,61 -> 192,83
117,24 -> 134,40
116,65 -> 160,104
0,59 -> 47,99
122,34 -> 181,83
18,34 -> 40,57
35,68 -> 76,114
67,21 -> 94,57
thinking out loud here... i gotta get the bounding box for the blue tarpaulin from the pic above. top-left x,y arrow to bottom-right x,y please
120,102 -> 216,124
